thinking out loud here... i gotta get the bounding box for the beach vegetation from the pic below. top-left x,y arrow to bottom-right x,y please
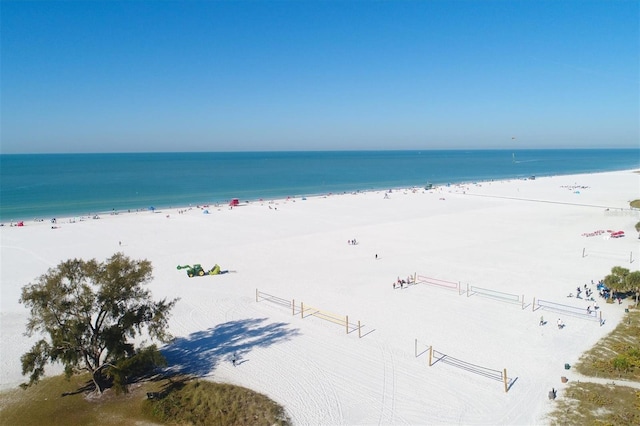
603,266 -> 640,303
630,199 -> 640,209
627,271 -> 640,306
19,253 -> 179,395
145,377 -> 291,425
549,308 -> 640,425
548,382 -> 640,426
574,307 -> 640,381
0,373 -> 291,426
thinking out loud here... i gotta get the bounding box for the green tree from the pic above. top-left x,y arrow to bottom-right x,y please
604,266 -> 630,299
625,270 -> 640,306
19,253 -> 178,394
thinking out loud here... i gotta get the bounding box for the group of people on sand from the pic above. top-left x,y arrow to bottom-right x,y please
547,278 -> 612,329
393,275 -> 413,289
347,238 -> 358,245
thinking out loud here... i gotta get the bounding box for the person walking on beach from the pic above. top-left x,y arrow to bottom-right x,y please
539,316 -> 544,326
232,353 -> 237,367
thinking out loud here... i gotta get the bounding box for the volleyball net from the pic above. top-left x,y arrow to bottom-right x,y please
301,303 -> 346,325
582,248 -> 634,264
415,275 -> 461,293
467,285 -> 527,309
256,289 -> 293,310
256,288 -> 365,336
534,299 -> 600,321
423,344 -> 515,392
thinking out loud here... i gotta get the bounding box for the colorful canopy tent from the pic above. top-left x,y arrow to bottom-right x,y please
229,199 -> 239,207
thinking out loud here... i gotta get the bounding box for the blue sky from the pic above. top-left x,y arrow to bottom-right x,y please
1,0 -> 638,153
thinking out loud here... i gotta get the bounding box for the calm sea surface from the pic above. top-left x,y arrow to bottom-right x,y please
1,149 -> 638,221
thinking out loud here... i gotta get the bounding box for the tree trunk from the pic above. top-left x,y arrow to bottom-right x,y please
91,370 -> 104,394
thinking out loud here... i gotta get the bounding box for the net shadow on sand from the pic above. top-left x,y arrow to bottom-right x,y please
161,318 -> 300,377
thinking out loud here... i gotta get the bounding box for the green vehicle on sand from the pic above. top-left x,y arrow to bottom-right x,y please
177,264 -> 223,277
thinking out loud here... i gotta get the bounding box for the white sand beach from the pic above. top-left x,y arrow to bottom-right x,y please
1,170 -> 639,425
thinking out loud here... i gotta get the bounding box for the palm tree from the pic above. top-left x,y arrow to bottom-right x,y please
604,266 -> 629,301
626,270 -> 640,306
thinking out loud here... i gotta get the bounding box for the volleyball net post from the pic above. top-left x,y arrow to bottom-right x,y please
414,338 -> 432,358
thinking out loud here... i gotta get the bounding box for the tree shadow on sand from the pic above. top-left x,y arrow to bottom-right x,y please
161,318 -> 300,377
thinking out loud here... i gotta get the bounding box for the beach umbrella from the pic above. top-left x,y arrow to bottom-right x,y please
148,206 -> 156,211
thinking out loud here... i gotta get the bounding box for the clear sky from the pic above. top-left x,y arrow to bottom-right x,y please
1,0 -> 638,153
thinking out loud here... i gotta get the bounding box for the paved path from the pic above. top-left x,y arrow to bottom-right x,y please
566,372 -> 640,390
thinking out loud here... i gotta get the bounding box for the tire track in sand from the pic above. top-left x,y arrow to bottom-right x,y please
378,342 -> 397,425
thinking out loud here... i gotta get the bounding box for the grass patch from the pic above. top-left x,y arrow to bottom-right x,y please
145,378 -> 291,426
0,373 -> 161,425
547,382 -> 640,426
574,308 -> 640,381
0,374 -> 290,426
630,199 -> 640,209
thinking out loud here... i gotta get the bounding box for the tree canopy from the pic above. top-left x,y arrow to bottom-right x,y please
604,266 -> 640,305
19,253 -> 178,394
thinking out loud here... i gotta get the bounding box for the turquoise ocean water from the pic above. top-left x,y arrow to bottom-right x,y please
1,149 -> 638,222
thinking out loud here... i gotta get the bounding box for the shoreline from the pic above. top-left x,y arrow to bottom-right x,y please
4,167 -> 639,228
2,168 -> 639,424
